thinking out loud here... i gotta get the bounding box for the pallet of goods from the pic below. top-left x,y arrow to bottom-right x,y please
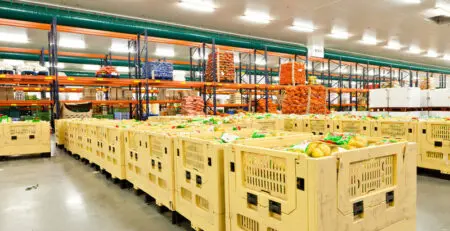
143,61 -> 174,80
282,85 -> 329,115
205,51 -> 235,83
279,61 -> 306,85
181,96 -> 205,116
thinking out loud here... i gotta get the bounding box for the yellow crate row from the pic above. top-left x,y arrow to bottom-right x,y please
58,116 -> 417,231
283,115 -> 450,175
0,121 -> 51,157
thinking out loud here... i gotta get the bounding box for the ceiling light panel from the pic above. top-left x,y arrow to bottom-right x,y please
360,29 -> 379,45
179,0 -> 216,13
385,39 -> 402,50
408,45 -> 422,54
443,54 -> 450,60
328,27 -> 351,40
241,10 -> 272,24
290,20 -> 315,33
59,33 -> 86,49
0,26 -> 29,44
116,66 -> 130,72
45,62 -> 65,69
425,50 -> 439,58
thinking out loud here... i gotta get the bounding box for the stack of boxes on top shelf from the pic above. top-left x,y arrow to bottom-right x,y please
82,87 -> 133,101
279,61 -> 329,115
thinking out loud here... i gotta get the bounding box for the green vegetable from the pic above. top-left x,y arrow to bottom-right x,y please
251,131 -> 266,139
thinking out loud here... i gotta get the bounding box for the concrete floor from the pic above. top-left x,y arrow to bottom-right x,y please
0,144 -> 449,231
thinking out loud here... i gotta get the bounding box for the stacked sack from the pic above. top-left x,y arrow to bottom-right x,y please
279,61 -> 306,85
205,52 -> 235,82
282,85 -> 329,114
96,66 -> 119,78
257,98 -> 277,113
181,96 -> 205,116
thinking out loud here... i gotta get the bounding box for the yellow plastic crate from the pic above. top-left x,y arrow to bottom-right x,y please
417,120 -> 450,174
174,130 -> 306,231
224,136 -> 417,231
0,121 -> 51,156
55,119 -> 65,146
282,117 -> 303,132
333,119 -> 371,136
302,117 -> 332,135
370,120 -> 418,142
103,125 -> 128,180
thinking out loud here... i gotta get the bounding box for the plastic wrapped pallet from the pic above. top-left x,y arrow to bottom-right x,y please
181,96 -> 204,116
387,87 -> 421,108
282,85 -> 329,115
419,76 -> 435,90
205,52 -> 235,83
143,61 -> 174,80
279,61 -> 306,85
369,89 -> 388,108
428,89 -> 450,107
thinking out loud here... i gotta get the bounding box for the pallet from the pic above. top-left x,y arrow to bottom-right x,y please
0,152 -> 51,161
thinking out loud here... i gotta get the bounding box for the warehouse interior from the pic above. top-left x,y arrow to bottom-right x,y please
0,0 -> 450,231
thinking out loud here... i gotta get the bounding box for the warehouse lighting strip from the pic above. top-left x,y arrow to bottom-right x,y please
178,0 -> 216,13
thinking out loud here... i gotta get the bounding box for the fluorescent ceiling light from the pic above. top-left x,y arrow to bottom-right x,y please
179,0 -> 216,13
59,33 -> 86,49
82,64 -> 100,71
397,0 -> 421,4
234,55 -> 240,63
116,66 -> 129,72
290,21 -> 315,32
407,45 -> 422,54
241,10 -> 272,24
359,30 -> 379,45
425,50 -> 439,58
2,59 -> 24,66
385,39 -> 402,50
45,62 -> 65,69
110,39 -> 132,53
328,27 -> 351,40
0,26 -> 29,44
155,46 -> 175,57
443,54 -> 450,60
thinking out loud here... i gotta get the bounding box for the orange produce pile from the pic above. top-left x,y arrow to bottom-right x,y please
279,62 -> 306,85
257,98 -> 277,113
282,85 -> 329,114
95,66 -> 119,78
181,96 -> 205,116
205,52 -> 235,83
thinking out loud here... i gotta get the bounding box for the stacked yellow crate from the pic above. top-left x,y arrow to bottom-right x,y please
224,136 -> 417,231
417,119 -> 450,174
0,121 -> 51,157
302,115 -> 332,135
173,129 -> 308,231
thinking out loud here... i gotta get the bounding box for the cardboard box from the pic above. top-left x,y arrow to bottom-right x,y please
122,89 -> 133,100
82,87 -> 97,100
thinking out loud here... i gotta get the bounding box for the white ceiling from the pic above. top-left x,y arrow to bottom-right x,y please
9,0 -> 450,69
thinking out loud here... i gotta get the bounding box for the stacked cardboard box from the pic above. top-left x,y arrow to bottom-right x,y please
205,51 -> 235,83
0,87 -> 15,100
82,87 -> 97,100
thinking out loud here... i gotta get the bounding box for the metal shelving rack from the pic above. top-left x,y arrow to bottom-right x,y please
0,17 -> 448,124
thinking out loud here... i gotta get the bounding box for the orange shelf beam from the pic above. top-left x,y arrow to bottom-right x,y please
0,100 -> 52,106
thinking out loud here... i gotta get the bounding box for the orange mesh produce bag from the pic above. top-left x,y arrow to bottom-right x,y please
279,62 -> 306,85
181,96 -> 205,116
282,85 -> 329,115
257,98 -> 277,113
205,52 -> 235,83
